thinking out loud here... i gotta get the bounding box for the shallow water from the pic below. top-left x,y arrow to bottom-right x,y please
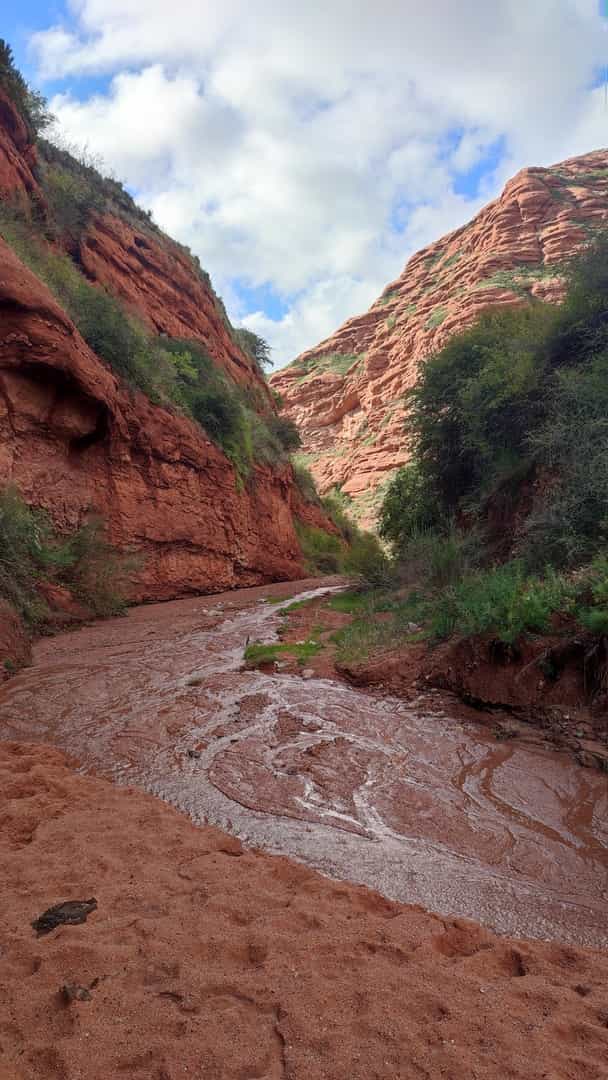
1,581 -> 606,946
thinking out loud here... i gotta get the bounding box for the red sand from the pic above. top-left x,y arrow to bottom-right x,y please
1,741 -> 607,1079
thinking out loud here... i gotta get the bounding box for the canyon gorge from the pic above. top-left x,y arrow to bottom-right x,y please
0,49 -> 607,1080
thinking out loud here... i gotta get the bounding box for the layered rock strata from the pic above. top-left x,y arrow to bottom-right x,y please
272,151 -> 608,523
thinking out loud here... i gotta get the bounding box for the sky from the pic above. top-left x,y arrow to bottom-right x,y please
4,0 -> 608,367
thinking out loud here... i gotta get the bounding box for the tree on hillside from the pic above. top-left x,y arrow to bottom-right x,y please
0,39 -> 52,137
234,327 -> 272,370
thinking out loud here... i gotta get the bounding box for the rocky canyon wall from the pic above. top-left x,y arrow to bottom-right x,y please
271,151 -> 608,524
0,89 -> 326,599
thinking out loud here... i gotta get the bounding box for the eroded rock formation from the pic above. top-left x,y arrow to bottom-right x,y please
272,151 -> 608,523
0,90 -> 326,599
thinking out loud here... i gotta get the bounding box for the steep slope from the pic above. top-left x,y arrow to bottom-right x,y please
0,87 -> 328,600
272,150 -> 608,524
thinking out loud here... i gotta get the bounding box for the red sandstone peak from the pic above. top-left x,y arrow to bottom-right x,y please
271,149 -> 608,525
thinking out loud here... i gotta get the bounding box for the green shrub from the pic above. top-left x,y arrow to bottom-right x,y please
379,462 -> 442,551
296,523 -> 343,574
321,491 -> 357,543
428,561 -> 571,644
574,554 -> 608,635
42,164 -> 105,246
248,413 -> 302,465
0,487 -> 134,626
267,414 -> 302,452
233,328 -> 272,371
520,354 -> 608,568
57,516 -> 138,617
578,608 -> 608,635
396,525 -> 482,591
379,233 -> 608,590
343,532 -> 392,588
292,462 -> 320,503
38,138 -> 161,236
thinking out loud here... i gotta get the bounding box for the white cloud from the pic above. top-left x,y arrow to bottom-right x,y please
28,1 -> 608,365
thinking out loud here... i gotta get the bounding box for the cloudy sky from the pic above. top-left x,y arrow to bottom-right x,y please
5,1 -> 608,366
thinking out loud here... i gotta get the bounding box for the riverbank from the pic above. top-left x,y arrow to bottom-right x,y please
1,580 -> 605,949
2,739 -> 608,1080
263,590 -> 608,771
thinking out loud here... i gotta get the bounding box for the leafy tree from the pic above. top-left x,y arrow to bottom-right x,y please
379,462 -> 441,550
234,327 -> 272,370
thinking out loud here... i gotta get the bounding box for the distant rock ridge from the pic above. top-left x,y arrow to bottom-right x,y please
271,150 -> 608,524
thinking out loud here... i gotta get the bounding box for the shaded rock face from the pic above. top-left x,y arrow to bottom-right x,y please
0,93 -> 328,599
0,90 -> 42,205
271,150 -> 608,524
0,239 -> 330,599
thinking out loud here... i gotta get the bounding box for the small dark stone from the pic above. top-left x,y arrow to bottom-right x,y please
61,983 -> 92,1004
187,749 -> 201,759
32,898 -> 98,937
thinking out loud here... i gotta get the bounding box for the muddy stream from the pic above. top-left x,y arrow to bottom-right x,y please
1,580 -> 606,947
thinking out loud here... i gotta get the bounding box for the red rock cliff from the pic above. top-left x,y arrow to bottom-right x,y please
0,91 -> 328,598
271,151 -> 608,524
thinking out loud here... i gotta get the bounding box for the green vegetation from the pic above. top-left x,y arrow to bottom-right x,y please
295,523 -> 344,574
0,39 -> 52,137
38,139 -> 160,237
425,307 -> 448,330
232,327 -> 272,374
295,351 -> 364,381
474,263 -> 560,298
336,235 -> 608,659
441,253 -> 461,270
0,487 -> 134,627
292,461 -> 321,503
428,562 -> 570,644
329,590 -> 423,663
278,597 -> 317,614
293,487 -> 389,582
244,638 -> 323,668
327,590 -> 376,614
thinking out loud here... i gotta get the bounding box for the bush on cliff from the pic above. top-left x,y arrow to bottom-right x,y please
0,39 -> 52,137
233,327 -> 272,372
0,488 -> 133,627
295,523 -> 344,574
292,462 -> 320,504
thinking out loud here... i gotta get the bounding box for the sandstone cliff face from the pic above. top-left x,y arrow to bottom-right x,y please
0,238 -> 328,598
0,92 -> 325,598
78,213 -> 269,401
272,151 -> 608,524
